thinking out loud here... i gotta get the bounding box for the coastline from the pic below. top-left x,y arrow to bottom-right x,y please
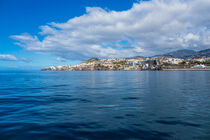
162,68 -> 210,71
42,68 -> 210,71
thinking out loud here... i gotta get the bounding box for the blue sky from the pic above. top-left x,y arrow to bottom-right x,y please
0,0 -> 210,69
0,0 -> 137,69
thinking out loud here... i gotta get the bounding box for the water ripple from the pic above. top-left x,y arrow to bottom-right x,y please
0,71 -> 209,139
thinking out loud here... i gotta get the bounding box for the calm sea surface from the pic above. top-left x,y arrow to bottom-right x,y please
0,71 -> 210,140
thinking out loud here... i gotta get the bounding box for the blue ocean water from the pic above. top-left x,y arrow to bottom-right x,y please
0,71 -> 210,140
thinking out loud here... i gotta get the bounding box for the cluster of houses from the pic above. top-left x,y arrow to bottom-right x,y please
42,56 -> 210,71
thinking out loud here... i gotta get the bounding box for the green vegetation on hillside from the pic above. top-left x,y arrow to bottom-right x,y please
83,57 -> 99,63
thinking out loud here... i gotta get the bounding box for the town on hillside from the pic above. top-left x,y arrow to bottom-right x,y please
42,56 -> 210,71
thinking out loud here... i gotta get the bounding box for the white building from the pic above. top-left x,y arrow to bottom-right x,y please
191,64 -> 206,69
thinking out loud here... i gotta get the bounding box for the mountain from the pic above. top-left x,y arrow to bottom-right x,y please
158,48 -> 210,58
159,49 -> 196,58
189,49 -> 210,58
82,57 -> 99,63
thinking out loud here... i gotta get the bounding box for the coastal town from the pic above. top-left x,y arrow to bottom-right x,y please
42,56 -> 210,71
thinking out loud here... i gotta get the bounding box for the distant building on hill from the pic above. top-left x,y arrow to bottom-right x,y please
191,64 -> 206,69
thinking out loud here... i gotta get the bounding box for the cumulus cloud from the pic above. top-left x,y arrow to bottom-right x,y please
11,0 -> 210,60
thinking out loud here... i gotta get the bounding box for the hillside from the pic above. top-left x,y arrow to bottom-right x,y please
158,49 -> 195,58
158,48 -> 210,58
189,49 -> 210,58
82,57 -> 100,63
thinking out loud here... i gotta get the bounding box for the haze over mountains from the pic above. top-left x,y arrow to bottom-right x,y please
156,48 -> 210,59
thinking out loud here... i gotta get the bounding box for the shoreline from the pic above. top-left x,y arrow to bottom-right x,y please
42,68 -> 210,71
162,68 -> 210,71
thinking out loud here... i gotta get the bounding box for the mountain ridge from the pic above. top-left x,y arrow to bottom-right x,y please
156,48 -> 210,58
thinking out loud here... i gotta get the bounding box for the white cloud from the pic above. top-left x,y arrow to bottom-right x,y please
185,33 -> 200,42
56,57 -> 67,62
11,0 -> 210,60
0,54 -> 18,61
19,57 -> 31,63
0,54 -> 30,62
